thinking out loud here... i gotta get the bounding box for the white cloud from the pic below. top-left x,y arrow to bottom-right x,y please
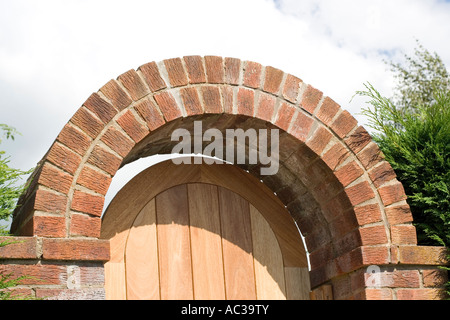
1,0 -> 450,204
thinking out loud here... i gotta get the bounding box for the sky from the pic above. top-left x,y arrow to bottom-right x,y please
1,0 -> 450,214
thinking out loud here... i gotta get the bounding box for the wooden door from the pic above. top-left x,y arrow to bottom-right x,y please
102,160 -> 310,300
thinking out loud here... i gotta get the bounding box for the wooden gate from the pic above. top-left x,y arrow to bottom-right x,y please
102,159 -> 310,300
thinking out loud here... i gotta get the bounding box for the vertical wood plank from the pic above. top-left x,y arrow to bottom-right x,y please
218,187 -> 256,300
284,267 -> 311,300
104,261 -> 126,300
250,204 -> 287,300
188,184 -> 225,299
156,184 -> 193,300
125,198 -> 160,300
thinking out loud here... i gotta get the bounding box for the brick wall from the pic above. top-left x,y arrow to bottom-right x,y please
2,56 -> 448,300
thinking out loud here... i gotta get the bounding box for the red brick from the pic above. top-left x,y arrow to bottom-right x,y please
357,142 -> 384,169
205,56 -> 224,84
117,69 -> 150,101
353,204 -> 383,225
306,126 -> 333,155
322,143 -> 350,171
101,125 -> 135,158
378,181 -> 407,206
384,204 -> 413,225
33,215 -> 66,238
361,246 -> 389,265
316,97 -> 340,126
363,288 -> 393,300
345,181 -> 375,206
100,79 -> 132,111
46,142 -> 82,175
330,110 -> 358,138
183,55 -> 206,84
369,161 -> 397,188
275,102 -> 296,131
263,66 -> 284,94
221,86 -> 234,114
398,246 -> 448,265
154,91 -> 183,121
34,188 -> 67,215
397,288 -> 446,300
288,112 -> 314,142
224,57 -> 241,85
0,264 -> 66,285
83,92 -> 117,124
38,162 -> 73,194
70,106 -> 104,139
70,213 -> 101,238
71,190 -> 105,217
243,61 -> 262,88
344,125 -> 372,154
200,86 -> 222,113
42,238 -> 110,261
282,74 -> 302,103
56,123 -> 92,156
335,161 -> 364,187
359,225 -> 388,245
256,93 -> 276,122
422,269 -> 448,287
77,166 -> 111,196
391,225 -> 417,245
163,57 -> 188,87
300,85 -> 323,114
138,61 -> 167,92
116,109 -> 150,143
134,98 -> 165,131
180,87 -> 203,116
0,236 -> 38,259
237,87 -> 254,116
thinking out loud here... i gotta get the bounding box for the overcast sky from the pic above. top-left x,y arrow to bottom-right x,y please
1,0 -> 450,211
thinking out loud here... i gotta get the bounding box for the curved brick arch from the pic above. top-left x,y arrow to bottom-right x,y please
11,56 -> 437,300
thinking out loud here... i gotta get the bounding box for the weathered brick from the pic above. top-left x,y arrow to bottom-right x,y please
36,288 -> 106,300
263,66 -> 284,95
422,269 -> 448,287
46,142 -> 82,175
287,112 -> 314,142
42,238 -> 110,261
0,236 -> 38,259
243,61 -> 262,88
300,85 -> 323,114
335,161 -> 364,187
316,97 -> 340,126
70,213 -> 101,238
116,109 -> 150,143
391,225 -> 417,245
56,123 -> 92,156
70,106 -> 104,139
221,86 -> 234,114
34,188 -> 67,215
224,57 -> 241,85
368,161 -> 397,188
71,190 -> 105,217
33,215 -> 66,238
398,246 -> 448,265
200,86 -> 222,113
275,102 -> 296,131
154,91 -> 183,121
359,225 -> 388,245
256,92 -> 276,122
117,69 -> 150,101
88,144 -> 122,176
322,143 -> 350,171
378,181 -> 407,206
100,79 -> 132,111
101,125 -> 135,158
83,92 -> 117,124
38,163 -> 73,194
164,57 -> 188,87
344,125 -> 372,154
180,87 -> 203,116
237,87 -> 254,116
205,56 -> 224,84
182,55 -> 206,84
384,204 -> 413,225
138,61 -> 167,92
397,288 -> 447,300
306,126 -> 333,155
353,203 -> 383,225
0,263 -> 66,285
77,166 -> 111,196
330,110 -> 358,138
357,142 -> 384,170
345,181 -> 375,206
282,74 -> 302,103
